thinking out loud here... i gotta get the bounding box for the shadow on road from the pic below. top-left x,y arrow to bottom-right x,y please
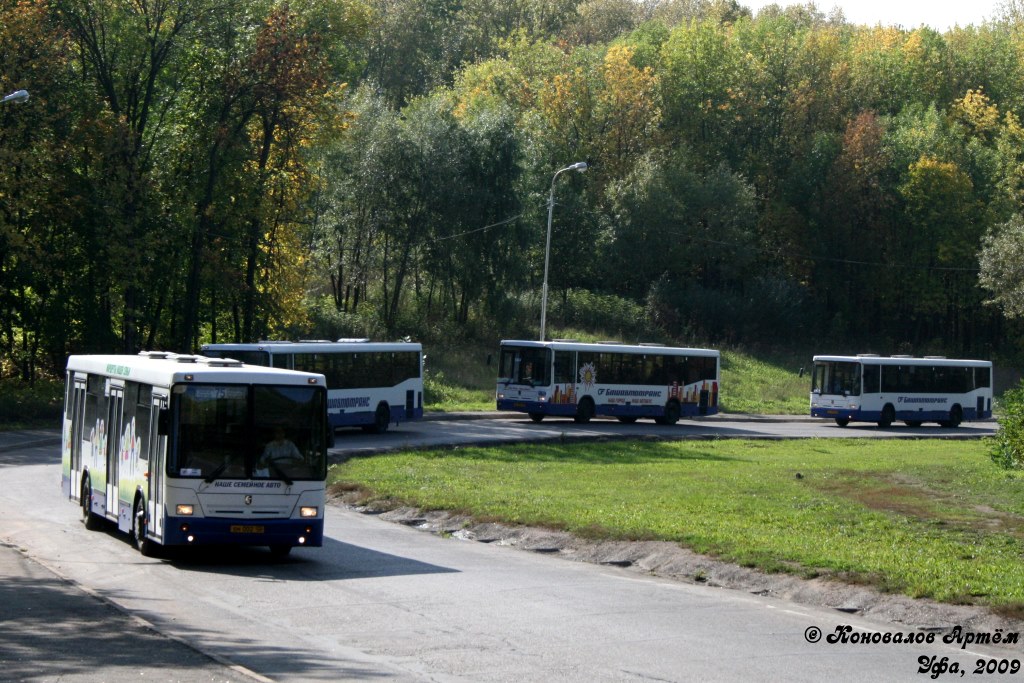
166,535 -> 459,581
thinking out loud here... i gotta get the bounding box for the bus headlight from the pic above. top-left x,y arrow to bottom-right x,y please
176,504 -> 194,516
300,506 -> 318,518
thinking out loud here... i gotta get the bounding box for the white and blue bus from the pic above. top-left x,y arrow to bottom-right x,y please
62,352 -> 328,557
496,340 -> 720,424
810,354 -> 993,428
201,340 -> 424,433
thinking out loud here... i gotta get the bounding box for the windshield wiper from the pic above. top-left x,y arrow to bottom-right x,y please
204,462 -> 227,483
269,462 -> 293,486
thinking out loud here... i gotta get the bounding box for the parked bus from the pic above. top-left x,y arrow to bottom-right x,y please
496,340 -> 720,424
201,340 -> 424,433
810,354 -> 993,428
62,352 -> 328,557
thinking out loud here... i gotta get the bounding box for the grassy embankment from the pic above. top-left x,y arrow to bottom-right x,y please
330,438 -> 1024,612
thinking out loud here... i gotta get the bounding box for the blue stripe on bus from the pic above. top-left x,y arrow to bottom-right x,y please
497,399 -> 718,418
811,407 -> 989,422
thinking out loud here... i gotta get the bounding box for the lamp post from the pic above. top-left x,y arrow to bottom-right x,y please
1,90 -> 29,105
539,161 -> 588,341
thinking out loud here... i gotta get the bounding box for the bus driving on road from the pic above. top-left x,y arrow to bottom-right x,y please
810,354 -> 993,428
201,340 -> 424,433
62,352 -> 328,557
496,340 -> 720,424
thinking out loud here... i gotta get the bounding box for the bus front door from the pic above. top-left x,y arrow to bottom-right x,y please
68,377 -> 87,500
146,394 -> 168,542
105,383 -> 125,520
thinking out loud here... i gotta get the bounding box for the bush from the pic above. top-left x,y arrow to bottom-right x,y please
989,384 -> 1024,469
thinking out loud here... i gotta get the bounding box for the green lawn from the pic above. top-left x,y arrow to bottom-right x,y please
330,438 -> 1024,611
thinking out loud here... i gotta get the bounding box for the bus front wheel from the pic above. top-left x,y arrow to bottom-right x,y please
835,417 -> 850,427
364,404 -> 390,433
940,405 -> 962,429
132,497 -> 155,557
529,413 -> 544,423
81,477 -> 101,530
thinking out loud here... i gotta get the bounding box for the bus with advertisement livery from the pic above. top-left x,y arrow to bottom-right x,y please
62,352 -> 328,557
201,340 -> 424,434
810,354 -> 993,428
496,340 -> 720,424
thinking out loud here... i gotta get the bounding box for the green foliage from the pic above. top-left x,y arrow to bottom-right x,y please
3,2 -> 1023,378
979,215 -> 1024,319
546,289 -> 650,340
989,383 -> 1024,469
333,439 -> 1024,606
0,380 -> 63,428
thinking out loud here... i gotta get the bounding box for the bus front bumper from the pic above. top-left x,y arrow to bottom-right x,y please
162,516 -> 324,548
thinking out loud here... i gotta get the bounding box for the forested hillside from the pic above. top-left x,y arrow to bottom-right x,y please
3,0 -> 1024,380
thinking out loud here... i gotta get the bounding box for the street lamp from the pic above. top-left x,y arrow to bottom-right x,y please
1,90 -> 29,105
539,161 -> 588,341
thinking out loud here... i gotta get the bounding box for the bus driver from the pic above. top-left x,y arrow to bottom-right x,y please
260,426 -> 302,469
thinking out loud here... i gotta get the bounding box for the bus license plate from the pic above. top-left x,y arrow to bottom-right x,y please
514,402 -> 526,408
826,410 -> 838,415
231,525 -> 265,534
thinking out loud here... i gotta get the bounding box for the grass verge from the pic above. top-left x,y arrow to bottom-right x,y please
330,438 -> 1024,611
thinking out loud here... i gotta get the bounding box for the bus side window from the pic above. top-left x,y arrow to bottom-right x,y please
554,352 -> 574,384
863,365 -> 880,394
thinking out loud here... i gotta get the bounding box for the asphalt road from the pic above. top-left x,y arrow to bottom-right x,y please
329,411 -> 996,458
0,418 -> 1010,682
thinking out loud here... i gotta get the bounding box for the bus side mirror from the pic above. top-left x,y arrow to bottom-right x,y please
157,408 -> 170,436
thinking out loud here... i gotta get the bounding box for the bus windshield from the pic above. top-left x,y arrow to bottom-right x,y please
170,384 -> 327,482
812,361 -> 861,396
498,346 -> 551,386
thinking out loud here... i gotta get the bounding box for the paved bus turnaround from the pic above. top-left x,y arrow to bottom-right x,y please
201,340 -> 424,433
62,352 -> 329,557
496,340 -> 720,424
810,354 -> 993,428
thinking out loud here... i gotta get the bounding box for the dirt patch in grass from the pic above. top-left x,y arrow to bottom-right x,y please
811,471 -> 1024,540
330,487 -> 1024,645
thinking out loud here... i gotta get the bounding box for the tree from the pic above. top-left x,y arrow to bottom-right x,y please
979,215 -> 1024,319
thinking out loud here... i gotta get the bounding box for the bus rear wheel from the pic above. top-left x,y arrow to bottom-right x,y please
877,404 -> 895,428
574,398 -> 594,424
655,401 -> 681,426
